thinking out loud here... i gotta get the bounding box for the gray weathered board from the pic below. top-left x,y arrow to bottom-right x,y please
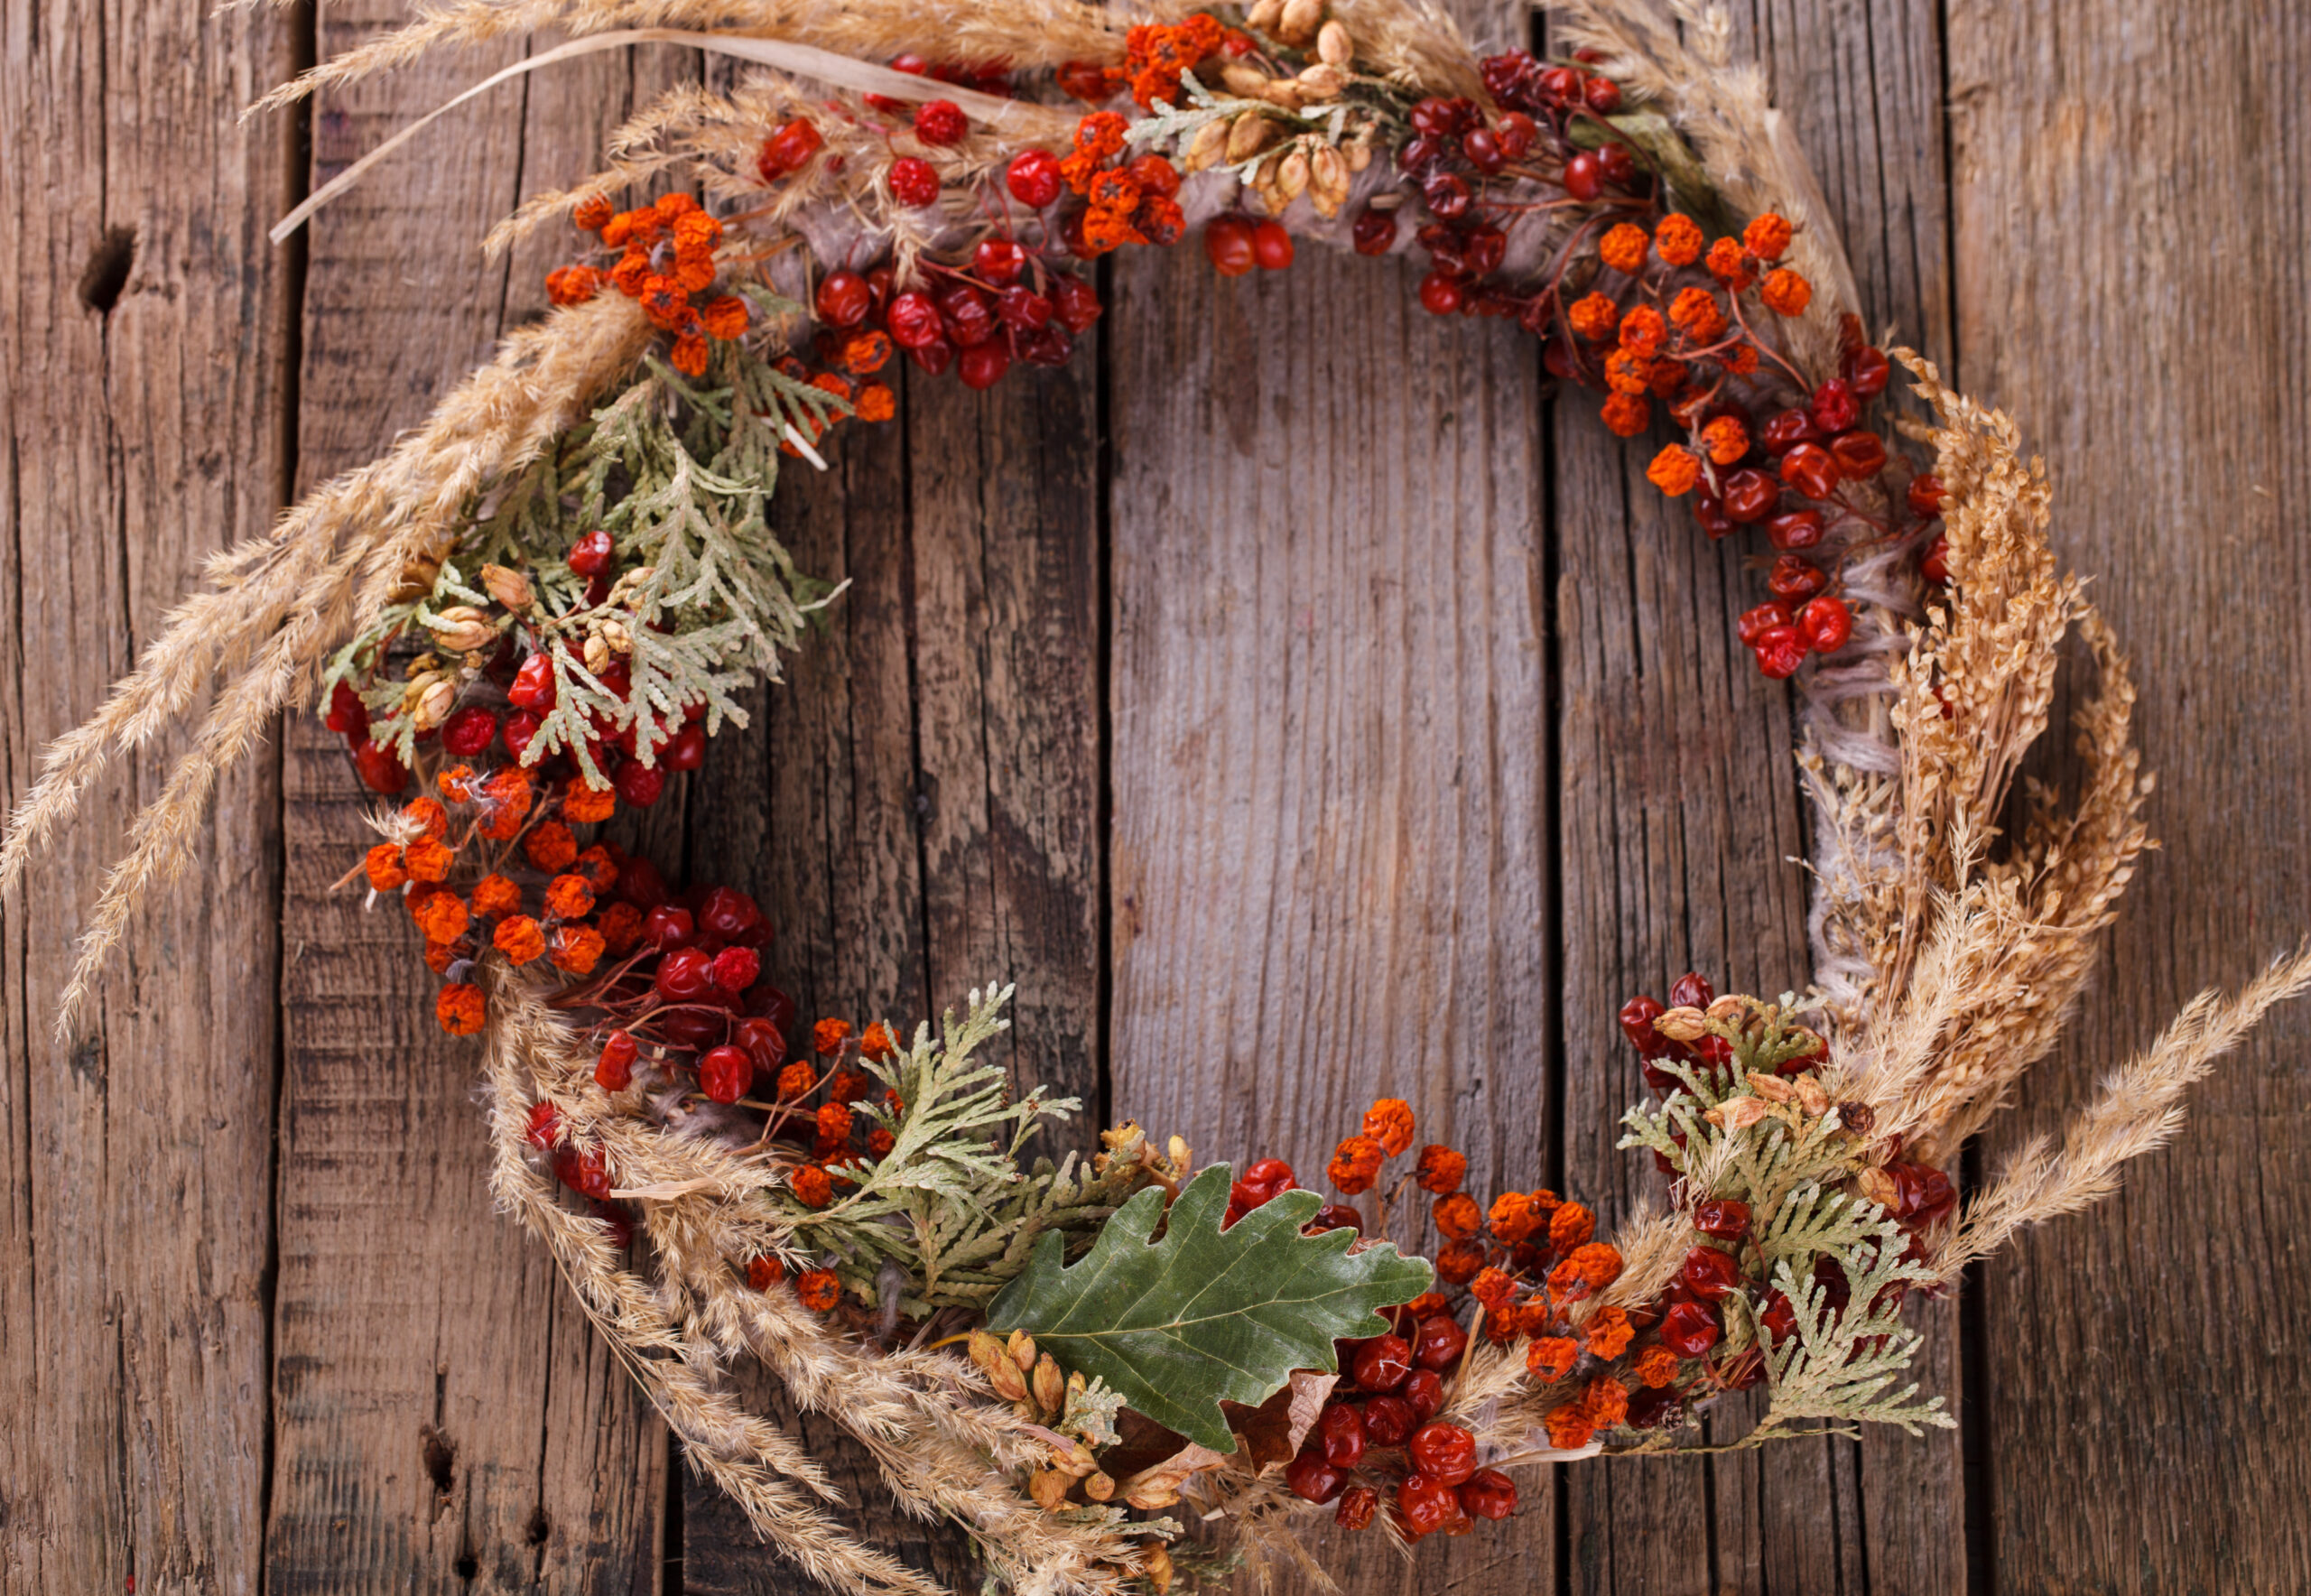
5,0 -> 2308,1591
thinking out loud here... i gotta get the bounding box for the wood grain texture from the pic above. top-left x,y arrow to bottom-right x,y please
0,1 -> 292,1591
1946,0 -> 2311,1588
265,12 -> 681,1591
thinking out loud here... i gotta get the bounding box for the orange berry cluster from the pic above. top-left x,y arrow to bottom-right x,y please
1121,14 -> 1235,109
1058,112 -> 1186,255
546,192 -> 751,377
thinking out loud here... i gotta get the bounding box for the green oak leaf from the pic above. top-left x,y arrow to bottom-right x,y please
984,1165 -> 1432,1452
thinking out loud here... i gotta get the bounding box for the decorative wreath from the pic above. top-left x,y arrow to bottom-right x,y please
5,1 -> 2307,1591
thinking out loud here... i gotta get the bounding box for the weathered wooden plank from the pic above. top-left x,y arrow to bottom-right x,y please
265,14 -> 681,1591
1107,17 -> 1556,1584
1945,0 -> 2311,1587
675,306 -> 1106,1584
0,1 -> 292,1591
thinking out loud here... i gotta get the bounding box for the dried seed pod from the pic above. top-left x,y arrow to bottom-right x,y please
1032,1353 -> 1065,1415
1316,18 -> 1353,64
1258,78 -> 1305,111
1220,62 -> 1269,98
479,562 -> 534,611
1028,1469 -> 1072,1512
1245,0 -> 1282,29
1308,144 -> 1347,217
1166,1134 -> 1193,1170
1276,0 -> 1322,45
970,1330 -> 1030,1401
1345,134 -> 1375,172
1122,1474 -> 1181,1510
1184,117 -> 1230,172
599,616 -> 634,656
1653,1006 -> 1710,1041
409,676 -> 457,733
1007,1328 -> 1037,1372
583,632 -> 611,676
425,605 -> 496,653
1855,1165 -> 1900,1210
1083,1470 -> 1116,1502
1792,1074 -> 1832,1116
1295,62 -> 1345,100
1275,147 -> 1311,203
1049,1437 -> 1099,1477
1141,1544 -> 1176,1595
1706,994 -> 1746,1020
1225,110 -> 1276,162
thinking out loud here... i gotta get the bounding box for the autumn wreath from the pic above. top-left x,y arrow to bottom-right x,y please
5,0 -> 2306,1591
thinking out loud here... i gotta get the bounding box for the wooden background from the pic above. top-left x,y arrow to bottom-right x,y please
5,0 -> 2307,1591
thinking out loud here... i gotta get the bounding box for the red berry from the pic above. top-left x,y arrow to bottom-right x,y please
655,945 -> 715,1003
326,680 -> 369,741
1310,1202 -> 1363,1233
816,270 -> 872,329
615,759 -> 665,808
1780,441 -> 1841,501
974,237 -> 1027,285
354,738 -> 409,794
1284,1445 -> 1347,1505
664,721 -> 707,773
1539,67 -> 1583,105
509,653 -> 557,710
1767,509 -> 1824,552
1362,1393 -> 1415,1445
700,886 -> 760,941
1681,1245 -> 1742,1302
887,155 -> 940,208
1843,344 -> 1892,398
1413,1313 -> 1468,1370
1351,206 -> 1397,255
756,118 -> 822,181
1768,553 -> 1828,604
1006,149 -> 1063,208
1799,595 -> 1852,654
1669,971 -> 1713,1009
644,905 -> 694,951
503,710 -> 542,764
710,945 -> 761,994
1598,142 -> 1637,186
1402,1367 -> 1443,1423
736,1016 -> 784,1066
1408,1421 -> 1478,1486
1127,153 -> 1181,198
1694,1198 -> 1752,1241
552,1144 -> 612,1202
1244,1156 -> 1296,1193
1619,993 -> 1668,1056
700,1044 -> 754,1105
1251,218 -> 1294,271
569,527 -> 614,579
1351,1334 -> 1412,1391
525,1100 -> 564,1149
1495,112 -> 1537,160
1050,274 -> 1101,333
1810,378 -> 1861,434
957,340 -> 1010,390
1921,534 -> 1951,585
1752,624 -> 1805,679
1461,126 -> 1503,174
1417,271 -> 1464,316
596,1031 -> 638,1091
1830,430 -> 1889,479
1738,599 -> 1795,646
1722,468 -> 1778,524
1422,172 -> 1471,220
914,99 -> 967,145
1318,1401 -> 1366,1468
1460,1468 -> 1518,1520
1693,491 -> 1733,541
1335,1484 -> 1378,1531
886,290 -> 942,349
908,335 -> 954,376
1760,408 -> 1822,455
1660,1297 -> 1722,1358
938,283 -> 996,347
1204,216 -> 1257,276
441,705 -> 497,756
1583,75 -> 1623,114
1760,1289 -> 1797,1345
1907,472 -> 1948,518
1396,1472 -> 1465,1539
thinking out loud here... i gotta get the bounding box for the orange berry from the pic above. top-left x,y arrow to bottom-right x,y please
494,914 -> 547,965
363,844 -> 409,892
524,821 -> 578,873
1759,267 -> 1812,317
545,874 -> 597,919
1527,1336 -> 1580,1382
409,886 -> 469,945
1326,1136 -> 1386,1196
790,1167 -> 834,1209
1362,1098 -> 1415,1156
1433,1192 -> 1482,1240
1414,1145 -> 1467,1193
435,982 -> 486,1036
1653,212 -> 1704,266
1550,1202 -> 1596,1250
1544,1402 -> 1595,1450
1601,393 -> 1650,437
812,1018 -> 852,1057
562,782 -> 616,823
550,924 -> 605,975
1633,1346 -> 1681,1387
1584,1304 -> 1635,1359
747,1254 -> 784,1290
1584,1375 -> 1630,1427
1598,222 -> 1648,274
470,873 -> 524,917
1488,1192 -> 1543,1244
796,1267 -> 840,1311
1567,291 -> 1620,342
1742,211 -> 1794,261
776,1062 -> 818,1100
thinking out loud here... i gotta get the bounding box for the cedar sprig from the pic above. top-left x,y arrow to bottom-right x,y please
1746,1214 -> 1949,1440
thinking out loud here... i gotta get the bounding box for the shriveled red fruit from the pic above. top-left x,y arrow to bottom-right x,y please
1460,1468 -> 1518,1520
1669,970 -> 1715,1009
1694,1198 -> 1751,1240
510,655 -> 558,711
1284,1445 -> 1347,1505
886,291 -> 941,348
700,886 -> 759,940
958,341 -> 1010,390
354,738 -> 410,794
1722,468 -> 1778,524
1780,441 -> 1840,500
1597,142 -> 1637,186
1006,149 -> 1062,208
526,1100 -> 565,1149
1760,1289 -> 1798,1344
1396,1472 -> 1464,1539
1050,275 -> 1101,333
1204,216 -> 1257,276
973,237 -> 1027,285
569,526 -> 614,577
615,759 -> 665,809
1362,1393 -> 1415,1445
1318,1401 -> 1366,1468
996,284 -> 1052,331
552,1144 -> 612,1201
1761,409 -> 1823,455
700,1044 -> 754,1105
1768,553 -> 1828,604
655,945 -> 715,1002
1251,218 -> 1294,271
1843,344 -> 1892,397
595,1030 -> 638,1091
1799,595 -> 1852,653
710,945 -> 761,994
757,119 -> 822,180
1413,1313 -> 1468,1370
1767,509 -> 1824,552
1659,1297 -> 1722,1358
1681,1245 -> 1742,1302
1908,472 -> 1948,518
1402,1367 -> 1443,1423
914,99 -> 967,145
816,270 -> 872,328
1351,1334 -> 1412,1392
1620,993 -> 1669,1055
1310,1202 -> 1363,1233
1351,206 -> 1397,255
887,155 -> 939,208
1739,600 -> 1796,647
908,336 -> 954,376
644,905 -> 696,951
1335,1484 -> 1378,1530
326,680 -> 369,741
735,1016 -> 785,1067
1753,625 -> 1806,680
1407,1421 -> 1478,1486
1921,534 -> 1951,586
1562,150 -> 1601,200
1831,430 -> 1889,478
664,721 -> 707,772
1810,377 -> 1861,434
1496,112 -> 1537,159
1417,272 -> 1464,316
